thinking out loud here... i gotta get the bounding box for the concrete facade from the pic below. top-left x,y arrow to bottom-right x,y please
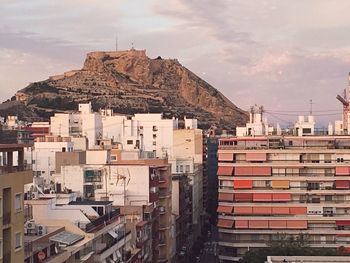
217,135 -> 350,262
0,144 -> 33,263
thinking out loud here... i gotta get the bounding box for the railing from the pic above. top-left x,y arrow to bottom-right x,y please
85,209 -> 120,233
0,164 -> 32,175
97,230 -> 131,255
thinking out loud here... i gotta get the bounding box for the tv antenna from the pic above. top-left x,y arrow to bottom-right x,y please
309,99 -> 313,115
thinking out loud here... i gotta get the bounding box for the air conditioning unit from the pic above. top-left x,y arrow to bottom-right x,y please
25,220 -> 36,230
36,225 -> 47,236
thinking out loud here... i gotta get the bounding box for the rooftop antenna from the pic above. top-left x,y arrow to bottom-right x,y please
336,73 -> 350,135
309,99 -> 313,115
131,42 -> 135,51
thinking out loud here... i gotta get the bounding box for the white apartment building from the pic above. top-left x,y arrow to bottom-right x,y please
294,115 -> 315,136
132,113 -> 178,158
26,136 -> 73,185
50,103 -> 102,148
236,105 -> 272,136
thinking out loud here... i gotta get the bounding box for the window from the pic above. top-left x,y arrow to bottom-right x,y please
185,165 -> 190,173
325,195 -> 333,202
303,128 -> 312,134
153,141 -> 156,146
127,140 -> 133,145
15,232 -> 22,250
153,134 -> 157,139
179,165 -> 183,173
111,155 -> 117,161
176,166 -> 179,173
15,193 -> 22,212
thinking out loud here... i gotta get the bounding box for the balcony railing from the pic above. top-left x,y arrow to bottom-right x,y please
0,164 -> 32,175
97,230 -> 131,255
85,209 -> 120,233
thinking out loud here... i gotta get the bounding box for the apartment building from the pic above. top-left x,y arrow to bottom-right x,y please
50,103 -> 102,148
0,144 -> 33,263
24,198 -> 140,263
26,136 -> 73,185
171,175 -> 192,260
217,135 -> 350,262
55,149 -> 175,263
170,158 -> 203,239
206,136 -> 218,223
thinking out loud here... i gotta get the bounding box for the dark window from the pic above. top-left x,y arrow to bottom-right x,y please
127,140 -> 133,145
303,128 -> 312,134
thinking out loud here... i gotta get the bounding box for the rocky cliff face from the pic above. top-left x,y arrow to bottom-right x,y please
3,50 -> 247,129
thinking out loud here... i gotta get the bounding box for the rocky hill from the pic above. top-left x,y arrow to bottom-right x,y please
2,49 -> 247,129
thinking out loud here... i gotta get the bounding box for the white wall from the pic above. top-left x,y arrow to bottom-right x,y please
102,115 -> 126,142
32,141 -> 73,185
50,113 -> 71,137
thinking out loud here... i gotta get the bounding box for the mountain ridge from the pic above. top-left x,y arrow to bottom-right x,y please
1,49 -> 248,130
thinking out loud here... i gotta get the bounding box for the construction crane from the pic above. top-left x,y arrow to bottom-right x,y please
336,76 -> 350,135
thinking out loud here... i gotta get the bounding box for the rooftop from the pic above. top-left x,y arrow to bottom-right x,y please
266,256 -> 350,263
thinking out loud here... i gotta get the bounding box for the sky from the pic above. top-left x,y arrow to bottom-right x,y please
1,0 -> 350,126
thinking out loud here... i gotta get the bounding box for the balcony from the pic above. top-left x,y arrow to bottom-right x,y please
85,209 -> 120,233
95,231 -> 132,262
0,164 -> 32,175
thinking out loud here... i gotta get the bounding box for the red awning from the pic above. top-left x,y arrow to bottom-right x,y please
253,193 -> 272,202
219,193 -> 234,201
271,207 -> 290,215
336,221 -> 350,226
253,207 -> 272,214
235,193 -> 253,201
217,166 -> 234,176
336,167 -> 350,176
235,167 -> 253,176
234,180 -> 253,189
218,153 -> 234,161
217,219 -> 234,228
289,207 -> 307,214
252,167 -> 271,176
272,193 -> 291,202
235,220 -> 249,229
217,206 -> 233,213
233,206 -> 253,214
335,180 -> 350,189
